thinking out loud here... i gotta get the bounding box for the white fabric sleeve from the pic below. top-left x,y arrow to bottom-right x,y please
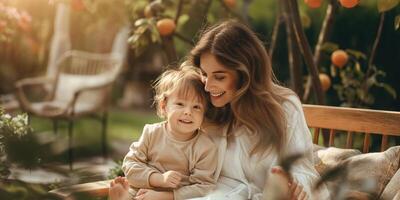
283,97 -> 330,200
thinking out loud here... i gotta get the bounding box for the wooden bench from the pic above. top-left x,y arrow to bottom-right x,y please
49,104 -> 400,198
303,104 -> 400,153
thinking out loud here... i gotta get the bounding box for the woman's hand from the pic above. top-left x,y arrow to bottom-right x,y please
271,167 -> 308,200
135,189 -> 173,200
289,180 -> 308,200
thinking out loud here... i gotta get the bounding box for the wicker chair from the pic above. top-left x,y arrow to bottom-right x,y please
15,50 -> 124,170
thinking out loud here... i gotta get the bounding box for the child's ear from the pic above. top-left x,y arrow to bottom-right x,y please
159,99 -> 167,114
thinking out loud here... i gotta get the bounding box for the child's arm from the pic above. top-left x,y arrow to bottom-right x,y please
122,125 -> 160,189
173,140 -> 218,200
149,170 -> 182,188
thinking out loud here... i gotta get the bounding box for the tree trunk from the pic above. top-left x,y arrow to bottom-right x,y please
161,36 -> 177,64
286,0 -> 325,104
269,4 -> 282,59
241,0 -> 252,24
281,0 -> 303,97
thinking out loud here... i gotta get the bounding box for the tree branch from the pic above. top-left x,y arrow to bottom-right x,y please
286,0 -> 324,104
174,0 -> 184,23
303,0 -> 337,102
269,8 -> 282,59
174,32 -> 194,46
281,0 -> 303,96
360,12 -> 385,95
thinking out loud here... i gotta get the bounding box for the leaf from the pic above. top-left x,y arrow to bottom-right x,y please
346,49 -> 367,60
128,34 -> 140,44
320,42 -> 339,53
134,18 -> 148,27
352,62 -> 360,73
375,82 -> 397,98
300,13 -> 311,29
377,0 -> 399,13
395,15 -> 400,30
150,29 -> 161,43
177,14 -> 190,27
363,93 -> 375,105
366,75 -> 377,88
331,65 -> 337,77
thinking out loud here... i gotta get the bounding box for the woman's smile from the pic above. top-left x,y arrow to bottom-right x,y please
200,52 -> 238,107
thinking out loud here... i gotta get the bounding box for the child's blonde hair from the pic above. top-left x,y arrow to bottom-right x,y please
152,65 -> 208,118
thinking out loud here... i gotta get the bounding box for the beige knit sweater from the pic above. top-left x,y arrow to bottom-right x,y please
122,122 -> 218,200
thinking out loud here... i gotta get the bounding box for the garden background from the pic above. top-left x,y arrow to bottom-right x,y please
0,0 -> 399,199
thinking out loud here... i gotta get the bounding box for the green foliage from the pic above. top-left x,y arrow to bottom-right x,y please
395,15 -> 400,30
322,43 -> 397,107
377,0 -> 399,13
128,18 -> 161,57
0,108 -> 37,177
107,159 -> 124,179
0,108 -> 62,199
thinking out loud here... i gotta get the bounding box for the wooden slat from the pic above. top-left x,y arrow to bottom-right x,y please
49,179 -> 112,198
381,135 -> 388,152
328,129 -> 335,147
363,133 -> 370,153
313,128 -> 320,144
303,104 -> 400,136
346,131 -> 353,149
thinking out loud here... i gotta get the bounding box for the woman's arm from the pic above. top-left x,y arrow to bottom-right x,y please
282,97 -> 330,199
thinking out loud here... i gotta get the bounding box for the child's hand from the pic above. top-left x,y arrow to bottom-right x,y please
135,189 -> 173,200
161,170 -> 182,188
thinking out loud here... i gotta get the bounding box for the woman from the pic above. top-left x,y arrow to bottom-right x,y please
186,20 -> 329,200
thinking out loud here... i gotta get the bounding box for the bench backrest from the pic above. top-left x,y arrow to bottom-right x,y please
302,104 -> 400,153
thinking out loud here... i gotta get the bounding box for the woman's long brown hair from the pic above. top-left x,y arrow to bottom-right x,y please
189,20 -> 294,155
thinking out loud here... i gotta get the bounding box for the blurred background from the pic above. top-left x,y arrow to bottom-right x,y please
0,0 -> 399,199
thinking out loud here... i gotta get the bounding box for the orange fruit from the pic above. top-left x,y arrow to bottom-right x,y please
156,18 -> 176,36
331,50 -> 349,68
71,0 -> 85,11
305,0 -> 322,8
223,0 -> 236,8
319,73 -> 331,92
339,0 -> 359,8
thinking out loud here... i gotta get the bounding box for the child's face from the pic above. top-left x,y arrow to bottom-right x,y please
163,89 -> 205,140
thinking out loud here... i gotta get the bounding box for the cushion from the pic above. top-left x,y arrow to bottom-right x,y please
312,144 -> 362,174
394,191 -> 400,200
380,168 -> 400,200
312,145 -> 400,198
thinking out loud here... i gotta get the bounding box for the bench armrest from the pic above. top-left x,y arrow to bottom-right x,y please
49,179 -> 112,198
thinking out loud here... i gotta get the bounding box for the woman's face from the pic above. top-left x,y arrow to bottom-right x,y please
199,52 -> 239,107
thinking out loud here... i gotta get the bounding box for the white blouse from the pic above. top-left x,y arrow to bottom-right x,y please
197,95 -> 330,200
